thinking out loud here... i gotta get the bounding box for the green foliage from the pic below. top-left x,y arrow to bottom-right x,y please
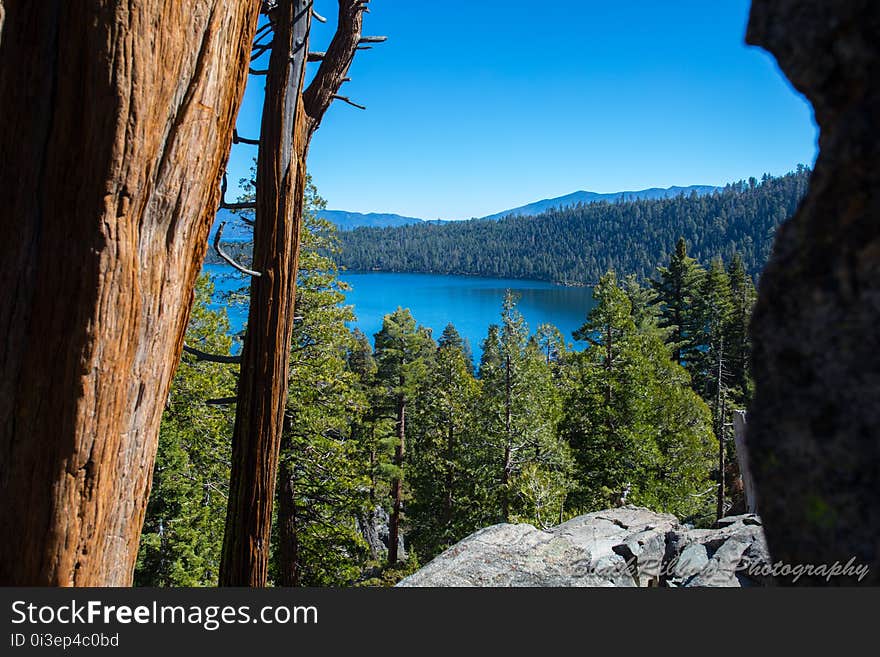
560,271 -> 717,519
355,555 -> 422,588
272,180 -> 373,586
479,292 -> 574,526
337,169 -> 810,283
408,325 -> 485,559
650,237 -> 706,366
139,161 -> 759,585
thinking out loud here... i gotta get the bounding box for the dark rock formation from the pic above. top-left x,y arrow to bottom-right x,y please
745,1 -> 880,584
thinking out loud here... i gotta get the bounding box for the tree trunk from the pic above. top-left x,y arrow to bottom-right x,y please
388,393 -> 406,567
276,445 -> 300,587
0,0 -> 259,586
443,420 -> 455,528
715,340 -> 726,520
732,411 -> 758,514
502,353 -> 512,521
220,0 -> 311,587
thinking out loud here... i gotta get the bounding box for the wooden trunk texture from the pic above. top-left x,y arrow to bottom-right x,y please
0,1 -> 259,585
220,0 -> 311,587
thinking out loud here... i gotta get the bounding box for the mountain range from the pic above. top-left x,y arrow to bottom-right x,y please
211,184 -> 721,237
476,185 -> 721,222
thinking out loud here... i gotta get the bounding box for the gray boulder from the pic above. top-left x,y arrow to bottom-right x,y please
397,506 -> 771,587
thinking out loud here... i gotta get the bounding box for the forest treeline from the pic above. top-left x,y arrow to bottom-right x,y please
336,167 -> 810,284
136,183 -> 758,586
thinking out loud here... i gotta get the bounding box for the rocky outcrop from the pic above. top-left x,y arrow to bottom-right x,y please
745,1 -> 880,584
397,507 -> 771,587
357,506 -> 407,562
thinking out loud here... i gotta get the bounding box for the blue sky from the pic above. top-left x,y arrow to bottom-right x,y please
228,0 -> 818,221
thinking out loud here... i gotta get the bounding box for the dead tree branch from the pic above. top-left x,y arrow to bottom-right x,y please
205,397 -> 239,406
213,223 -> 261,277
233,129 -> 260,146
332,95 -> 366,110
303,0 -> 380,134
183,344 -> 242,365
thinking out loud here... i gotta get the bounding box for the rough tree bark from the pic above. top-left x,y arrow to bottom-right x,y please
0,1 -> 260,585
276,428 -> 301,587
220,0 -> 312,587
388,389 -> 406,567
746,0 -> 880,584
222,0 -> 376,586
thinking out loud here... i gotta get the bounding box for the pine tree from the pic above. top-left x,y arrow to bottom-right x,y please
438,322 -> 474,372
479,292 -> 573,526
562,271 -> 717,519
692,257 -> 734,402
408,324 -> 483,559
373,308 -> 435,566
725,253 -> 758,404
651,237 -> 706,366
274,183 -> 371,586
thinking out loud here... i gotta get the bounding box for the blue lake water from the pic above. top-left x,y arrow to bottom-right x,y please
203,264 -> 596,361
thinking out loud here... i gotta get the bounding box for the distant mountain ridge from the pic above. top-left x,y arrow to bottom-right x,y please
477,185 -> 721,222
210,184 -> 723,236
318,210 -> 424,230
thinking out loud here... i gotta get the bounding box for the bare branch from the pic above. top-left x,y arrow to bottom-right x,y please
312,8 -> 327,22
333,95 -> 366,110
183,343 -> 242,365
251,42 -> 273,60
205,397 -> 239,406
220,173 -> 256,217
249,67 -> 268,75
308,51 -> 326,62
220,201 -> 257,211
232,129 -> 260,146
254,21 -> 274,40
213,222 -> 262,277
303,0 -> 374,134
359,35 -> 387,43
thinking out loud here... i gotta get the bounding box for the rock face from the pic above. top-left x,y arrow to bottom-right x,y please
397,507 -> 771,587
358,506 -> 407,562
745,1 -> 880,584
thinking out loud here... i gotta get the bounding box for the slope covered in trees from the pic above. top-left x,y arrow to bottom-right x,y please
137,181 -> 758,585
337,168 -> 810,284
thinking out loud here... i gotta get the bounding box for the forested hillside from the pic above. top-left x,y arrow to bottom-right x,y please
138,185 -> 759,586
338,168 -> 811,283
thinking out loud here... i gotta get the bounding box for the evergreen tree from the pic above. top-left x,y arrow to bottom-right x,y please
408,324 -> 484,559
651,237 -> 706,365
623,273 -> 664,334
562,271 -> 717,519
336,168 -> 811,284
373,308 -> 435,566
438,322 -> 474,372
274,182 -> 371,586
533,322 -> 567,367
479,292 -> 573,527
692,257 -> 734,402
725,254 -> 758,404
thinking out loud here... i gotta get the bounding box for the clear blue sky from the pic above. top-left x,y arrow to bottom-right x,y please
228,0 -> 817,221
